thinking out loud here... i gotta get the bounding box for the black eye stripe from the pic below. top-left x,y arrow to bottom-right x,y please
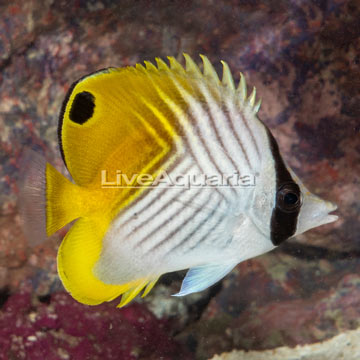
69,91 -> 95,125
265,127 -> 302,246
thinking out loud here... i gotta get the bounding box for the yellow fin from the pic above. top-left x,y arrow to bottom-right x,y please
141,277 -> 159,298
135,63 -> 146,72
117,276 -> 160,307
155,57 -> 170,71
57,216 -> 138,305
144,60 -> 158,72
117,281 -> 148,308
46,163 -> 83,236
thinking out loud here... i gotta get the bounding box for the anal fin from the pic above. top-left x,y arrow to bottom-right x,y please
141,277 -> 159,298
117,277 -> 159,308
117,282 -> 147,308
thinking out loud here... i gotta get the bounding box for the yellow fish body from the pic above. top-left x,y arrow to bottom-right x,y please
22,55 -> 338,307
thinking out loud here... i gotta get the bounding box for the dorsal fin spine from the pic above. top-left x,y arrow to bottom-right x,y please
155,57 -> 170,71
254,98 -> 262,113
144,60 -> 158,72
248,86 -> 256,107
200,54 -> 220,84
221,60 -> 235,90
238,72 -> 247,102
135,63 -> 146,72
183,53 -> 202,76
135,54 -> 261,113
167,56 -> 185,73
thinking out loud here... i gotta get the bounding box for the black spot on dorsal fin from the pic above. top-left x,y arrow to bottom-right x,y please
69,91 -> 95,125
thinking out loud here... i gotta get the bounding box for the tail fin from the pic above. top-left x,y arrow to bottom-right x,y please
18,150 -> 48,246
19,150 -> 82,245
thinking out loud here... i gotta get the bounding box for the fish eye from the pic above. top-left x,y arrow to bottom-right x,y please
276,183 -> 301,213
284,192 -> 298,205
69,91 -> 95,125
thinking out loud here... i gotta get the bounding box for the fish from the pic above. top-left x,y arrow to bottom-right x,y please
21,54 -> 338,308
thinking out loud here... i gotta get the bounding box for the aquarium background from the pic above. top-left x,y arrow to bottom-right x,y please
0,0 -> 359,359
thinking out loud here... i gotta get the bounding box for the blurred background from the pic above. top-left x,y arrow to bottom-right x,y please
0,0 -> 359,359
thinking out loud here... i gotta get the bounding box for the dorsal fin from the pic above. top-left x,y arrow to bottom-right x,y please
59,54 -> 261,186
152,54 -> 261,113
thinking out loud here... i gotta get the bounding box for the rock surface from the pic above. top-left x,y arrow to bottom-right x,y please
178,250 -> 360,358
210,327 -> 360,360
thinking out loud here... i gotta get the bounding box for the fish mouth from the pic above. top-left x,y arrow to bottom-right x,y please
325,200 -> 338,213
317,200 -> 339,225
322,213 -> 339,224
295,195 -> 339,236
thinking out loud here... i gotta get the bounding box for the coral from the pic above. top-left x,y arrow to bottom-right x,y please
0,291 -> 189,360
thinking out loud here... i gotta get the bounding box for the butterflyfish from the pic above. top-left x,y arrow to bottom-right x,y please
21,54 -> 338,308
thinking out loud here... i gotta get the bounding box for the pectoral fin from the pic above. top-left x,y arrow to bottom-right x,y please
173,262 -> 237,297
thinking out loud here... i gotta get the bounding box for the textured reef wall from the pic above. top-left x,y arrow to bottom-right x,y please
0,0 -> 359,359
